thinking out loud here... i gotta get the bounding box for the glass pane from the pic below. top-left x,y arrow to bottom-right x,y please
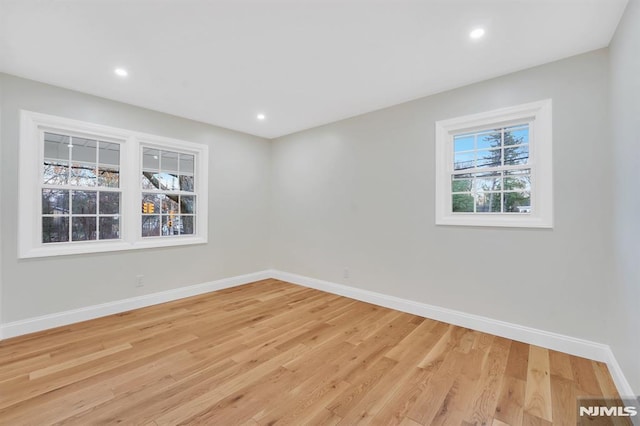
98,141 -> 120,166
143,148 -> 160,170
42,189 -> 69,214
162,215 -> 179,236
43,161 -> 69,185
161,150 -> 179,172
454,152 -> 474,170
42,217 -> 69,243
451,177 -> 472,193
161,194 -> 179,214
71,137 -> 97,162
70,163 -> 97,186
142,215 -> 160,237
180,195 -> 195,214
141,173 -> 155,189
99,217 -> 120,240
477,149 -> 501,168
72,217 -> 97,241
181,216 -> 194,235
477,131 -> 501,150
179,154 -> 195,174
452,194 -> 474,212
72,190 -> 97,214
476,175 -> 501,191
504,146 -> 529,165
505,125 -> 529,146
142,193 -> 160,214
44,133 -> 70,160
98,167 -> 119,188
504,191 -> 531,213
504,174 -> 531,192
453,135 -> 474,152
476,192 -> 501,213
155,172 -> 179,191
179,175 -> 194,192
99,192 -> 120,214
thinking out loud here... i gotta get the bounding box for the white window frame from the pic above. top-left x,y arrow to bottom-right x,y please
18,110 -> 208,258
434,99 -> 553,228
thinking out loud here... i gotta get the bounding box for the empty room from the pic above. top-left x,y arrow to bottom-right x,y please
0,0 -> 638,424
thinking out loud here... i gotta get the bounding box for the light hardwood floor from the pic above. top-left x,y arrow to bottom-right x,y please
0,279 -> 627,425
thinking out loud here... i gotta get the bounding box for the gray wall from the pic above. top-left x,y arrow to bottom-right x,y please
610,0 -> 640,394
0,73 -> 271,322
270,49 -> 613,345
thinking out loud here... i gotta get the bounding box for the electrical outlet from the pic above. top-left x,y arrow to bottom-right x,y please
343,268 -> 349,279
135,274 -> 144,287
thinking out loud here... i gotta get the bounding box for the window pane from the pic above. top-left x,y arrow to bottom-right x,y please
99,192 -> 120,214
477,149 -> 501,168
504,174 -> 531,192
143,148 -> 160,170
180,195 -> 195,214
43,161 -> 69,185
505,125 -> 529,146
42,189 -> 69,214
179,154 -> 194,174
162,215 -> 178,236
72,217 -> 97,241
181,216 -> 194,235
161,150 -> 179,173
72,190 -> 97,214
43,217 -> 69,243
179,175 -> 194,192
454,152 -> 474,170
44,133 -> 70,160
451,177 -> 472,193
142,215 -> 160,237
452,194 -> 474,212
71,137 -> 97,162
99,217 -> 120,240
142,193 -> 160,214
98,167 -> 119,188
504,146 -> 529,165
476,175 -> 502,191
454,135 -> 474,152
476,192 -> 501,212
141,173 -> 156,190
504,191 -> 531,213
98,141 -> 120,165
161,194 -> 179,214
477,131 -> 501,150
70,163 -> 97,186
155,172 -> 179,191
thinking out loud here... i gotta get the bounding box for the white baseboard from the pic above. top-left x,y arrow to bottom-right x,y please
0,268 -> 634,399
0,270 -> 272,340
269,269 -> 636,398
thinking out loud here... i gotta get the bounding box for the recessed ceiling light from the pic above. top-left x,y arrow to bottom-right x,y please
469,28 -> 485,40
114,68 -> 128,77
257,113 -> 266,121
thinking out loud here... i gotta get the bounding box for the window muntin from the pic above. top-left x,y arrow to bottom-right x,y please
141,148 -> 196,238
41,132 -> 121,243
451,125 -> 531,214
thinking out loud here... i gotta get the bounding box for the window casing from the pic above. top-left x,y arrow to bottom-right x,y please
19,111 -> 209,258
435,100 -> 552,228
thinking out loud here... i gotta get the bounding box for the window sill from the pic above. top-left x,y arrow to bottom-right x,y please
19,236 -> 207,258
436,214 -> 553,228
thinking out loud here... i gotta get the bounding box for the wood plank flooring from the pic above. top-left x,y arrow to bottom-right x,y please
0,279 -> 627,425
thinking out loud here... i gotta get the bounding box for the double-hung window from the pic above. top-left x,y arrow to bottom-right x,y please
19,111 -> 208,258
435,100 -> 552,228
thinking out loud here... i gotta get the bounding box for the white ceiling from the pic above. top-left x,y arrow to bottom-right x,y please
0,0 -> 628,139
